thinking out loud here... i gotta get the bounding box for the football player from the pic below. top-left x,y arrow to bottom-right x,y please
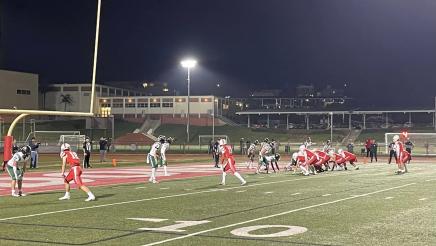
246,140 -> 258,169
338,149 -> 359,170
147,136 -> 164,183
393,135 -> 407,174
220,139 -> 246,186
5,145 -> 31,197
160,137 -> 173,176
58,143 -> 95,201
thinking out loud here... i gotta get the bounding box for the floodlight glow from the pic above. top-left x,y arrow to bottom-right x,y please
181,59 -> 197,68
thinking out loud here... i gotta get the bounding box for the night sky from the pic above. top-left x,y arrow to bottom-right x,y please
1,0 -> 436,107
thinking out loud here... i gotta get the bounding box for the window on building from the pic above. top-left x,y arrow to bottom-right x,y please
83,92 -> 90,96
123,90 -> 128,96
112,103 -> 123,108
63,86 -> 79,91
109,88 -> 115,96
162,98 -> 173,107
201,97 -> 212,102
16,89 -> 31,95
150,103 -> 161,108
116,89 -> 122,96
137,103 -> 148,108
81,86 -> 92,91
189,98 -> 199,102
175,98 -> 186,103
125,103 -> 136,108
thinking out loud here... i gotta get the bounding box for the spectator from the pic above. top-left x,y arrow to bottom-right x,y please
271,139 -> 277,155
83,137 -> 92,168
12,139 -> 19,154
99,137 -> 108,162
208,140 -> 214,155
404,138 -> 414,163
365,139 -> 372,158
212,139 -> 220,168
388,141 -> 397,164
107,138 -> 112,152
370,140 -> 378,163
29,137 -> 40,168
239,138 -> 244,154
347,142 -> 354,153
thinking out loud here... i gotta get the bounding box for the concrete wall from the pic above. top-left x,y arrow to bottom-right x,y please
0,70 -> 39,110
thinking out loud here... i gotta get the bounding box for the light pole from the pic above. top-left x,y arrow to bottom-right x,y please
330,112 -> 333,144
181,59 -> 197,143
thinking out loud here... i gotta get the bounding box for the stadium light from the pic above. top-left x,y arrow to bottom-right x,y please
181,58 -> 197,143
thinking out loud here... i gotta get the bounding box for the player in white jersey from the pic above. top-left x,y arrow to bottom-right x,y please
6,146 -> 31,197
147,136 -> 164,183
256,138 -> 272,174
246,140 -> 258,169
160,137 -> 173,176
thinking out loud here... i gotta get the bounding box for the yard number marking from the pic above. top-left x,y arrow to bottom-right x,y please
127,218 -> 210,232
230,225 -> 307,238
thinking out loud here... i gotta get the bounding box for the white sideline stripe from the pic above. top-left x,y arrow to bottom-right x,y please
385,197 -> 394,200
235,190 -> 246,193
418,198 -> 428,201
142,183 -> 416,246
0,175 -> 323,222
322,194 -> 331,197
291,192 -> 301,196
264,192 -> 274,194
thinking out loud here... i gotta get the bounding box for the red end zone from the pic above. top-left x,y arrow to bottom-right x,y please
0,164 -> 252,196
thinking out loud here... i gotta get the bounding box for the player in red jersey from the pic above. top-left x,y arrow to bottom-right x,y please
219,139 -> 246,186
330,151 -> 346,171
300,145 -> 319,175
393,135 -> 408,174
338,149 -> 359,170
314,149 -> 330,172
58,143 -> 95,201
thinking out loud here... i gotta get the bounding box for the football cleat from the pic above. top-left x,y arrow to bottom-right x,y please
241,181 -> 247,186
59,195 -> 70,200
85,196 -> 95,202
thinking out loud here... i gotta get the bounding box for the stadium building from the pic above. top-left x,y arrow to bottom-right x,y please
0,69 -> 39,110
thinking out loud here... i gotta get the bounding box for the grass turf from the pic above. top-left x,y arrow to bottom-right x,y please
1,161 -> 435,245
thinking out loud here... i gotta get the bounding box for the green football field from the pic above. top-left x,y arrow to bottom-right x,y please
1,161 -> 435,246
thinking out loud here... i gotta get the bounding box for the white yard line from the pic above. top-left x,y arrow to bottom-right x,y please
0,174 -> 331,222
142,183 -> 416,246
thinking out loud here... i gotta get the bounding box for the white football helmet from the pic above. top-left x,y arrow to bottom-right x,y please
292,152 -> 298,161
61,143 -> 71,152
393,135 -> 400,142
299,144 -> 306,151
338,149 -> 343,154
219,138 -> 227,145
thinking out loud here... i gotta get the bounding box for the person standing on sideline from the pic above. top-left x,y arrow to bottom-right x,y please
29,137 -> 40,168
365,139 -> 372,158
347,142 -> 354,153
82,137 -> 92,168
212,139 -> 220,168
370,140 -> 378,162
404,138 -> 414,163
58,143 -> 95,201
388,141 -> 397,164
99,137 -> 108,162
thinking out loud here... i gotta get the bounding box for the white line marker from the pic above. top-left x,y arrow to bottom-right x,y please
160,187 -> 170,190
135,187 -> 147,189
419,198 -> 428,201
322,194 -> 331,197
127,218 -> 167,222
291,193 -> 300,196
0,168 -> 381,222
385,197 -> 394,200
142,183 -> 416,246
264,192 -> 274,194
236,190 -> 247,193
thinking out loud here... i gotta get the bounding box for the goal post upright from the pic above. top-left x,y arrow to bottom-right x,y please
1,0 -> 102,162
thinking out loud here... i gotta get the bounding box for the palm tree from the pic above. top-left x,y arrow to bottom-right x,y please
60,94 -> 73,111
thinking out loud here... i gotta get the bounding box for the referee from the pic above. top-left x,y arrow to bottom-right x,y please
83,137 -> 92,168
